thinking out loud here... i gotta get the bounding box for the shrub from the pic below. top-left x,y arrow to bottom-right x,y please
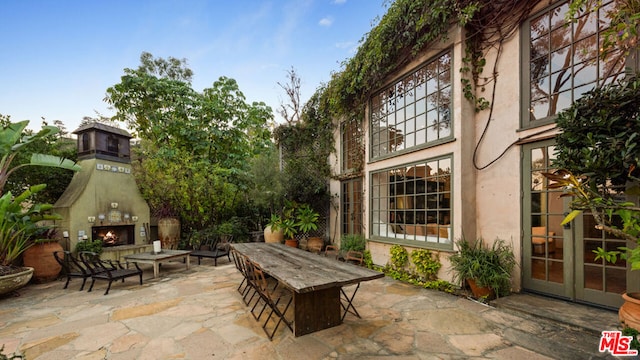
340,234 -> 366,252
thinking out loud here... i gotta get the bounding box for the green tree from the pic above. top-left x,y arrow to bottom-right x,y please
105,52 -> 273,234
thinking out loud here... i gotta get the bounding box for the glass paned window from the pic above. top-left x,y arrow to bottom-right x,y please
525,0 -> 624,125
371,157 -> 452,248
341,118 -> 363,173
370,51 -> 452,159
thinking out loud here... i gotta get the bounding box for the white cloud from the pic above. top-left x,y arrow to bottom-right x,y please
319,17 -> 333,27
333,0 -> 347,4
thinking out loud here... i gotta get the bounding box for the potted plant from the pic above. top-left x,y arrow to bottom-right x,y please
295,204 -> 321,250
0,185 -> 60,294
22,228 -> 64,283
448,237 -> 516,300
153,203 -> 180,250
280,217 -> 298,248
264,214 -> 284,243
0,120 -> 80,294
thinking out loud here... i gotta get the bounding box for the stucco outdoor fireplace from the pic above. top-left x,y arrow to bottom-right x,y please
53,122 -> 152,258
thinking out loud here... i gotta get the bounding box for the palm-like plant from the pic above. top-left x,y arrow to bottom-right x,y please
295,204 -> 319,236
0,121 -> 80,194
0,120 -> 80,275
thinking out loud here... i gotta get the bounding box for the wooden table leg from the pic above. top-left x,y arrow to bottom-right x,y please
153,262 -> 159,278
293,287 -> 341,336
185,255 -> 190,270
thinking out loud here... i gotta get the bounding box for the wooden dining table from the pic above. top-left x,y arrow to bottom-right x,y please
232,242 -> 385,336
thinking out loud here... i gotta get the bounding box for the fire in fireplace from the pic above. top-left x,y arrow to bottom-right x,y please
91,225 -> 135,247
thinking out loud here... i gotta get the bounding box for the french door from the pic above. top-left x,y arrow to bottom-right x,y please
342,178 -> 363,235
522,141 -> 637,309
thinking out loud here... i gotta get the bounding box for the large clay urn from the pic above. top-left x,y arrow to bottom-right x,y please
620,292 -> 640,330
22,241 -> 63,283
263,225 -> 283,244
158,217 -> 180,249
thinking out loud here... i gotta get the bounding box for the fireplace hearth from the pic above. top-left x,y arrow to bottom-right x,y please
91,225 -> 135,247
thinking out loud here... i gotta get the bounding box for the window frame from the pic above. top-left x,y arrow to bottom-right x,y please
340,118 -> 363,174
520,0 -> 626,129
369,155 -> 453,250
369,48 -> 454,161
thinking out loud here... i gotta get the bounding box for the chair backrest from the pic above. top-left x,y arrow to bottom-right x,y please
345,250 -> 364,266
253,265 -> 270,295
231,249 -> 243,271
79,251 -> 111,274
324,245 -> 339,259
217,234 -> 233,251
54,250 -> 88,274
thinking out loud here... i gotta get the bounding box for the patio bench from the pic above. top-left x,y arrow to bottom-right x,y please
190,234 -> 233,266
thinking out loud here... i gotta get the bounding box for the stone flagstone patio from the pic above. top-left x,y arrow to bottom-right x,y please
0,259 -> 617,359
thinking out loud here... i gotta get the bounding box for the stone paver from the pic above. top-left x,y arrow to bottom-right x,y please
0,259 -> 620,359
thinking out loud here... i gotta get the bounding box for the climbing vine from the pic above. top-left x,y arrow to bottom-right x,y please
382,245 -> 454,293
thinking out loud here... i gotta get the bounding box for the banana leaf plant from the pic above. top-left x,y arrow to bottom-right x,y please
0,120 -> 80,274
0,120 -> 81,195
0,184 -> 61,269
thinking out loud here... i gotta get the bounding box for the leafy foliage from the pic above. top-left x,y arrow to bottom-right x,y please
340,234 -> 366,252
325,0 -> 475,118
410,249 -> 441,281
75,239 -> 103,255
106,52 -> 273,237
448,237 -> 516,298
274,85 -> 334,209
389,244 -> 409,270
623,327 -> 640,351
547,75 -> 640,270
0,115 -> 78,205
0,118 -> 80,197
381,244 -> 454,293
554,76 -> 640,187
0,120 -> 80,272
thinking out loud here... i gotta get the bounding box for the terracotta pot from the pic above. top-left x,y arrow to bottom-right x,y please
285,239 -> 298,248
264,225 -> 284,244
307,237 -> 324,251
0,267 -> 34,295
466,278 -> 495,300
158,217 -> 180,249
620,292 -> 640,330
23,241 -> 63,283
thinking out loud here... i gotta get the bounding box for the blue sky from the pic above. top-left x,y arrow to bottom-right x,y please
0,0 -> 387,133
